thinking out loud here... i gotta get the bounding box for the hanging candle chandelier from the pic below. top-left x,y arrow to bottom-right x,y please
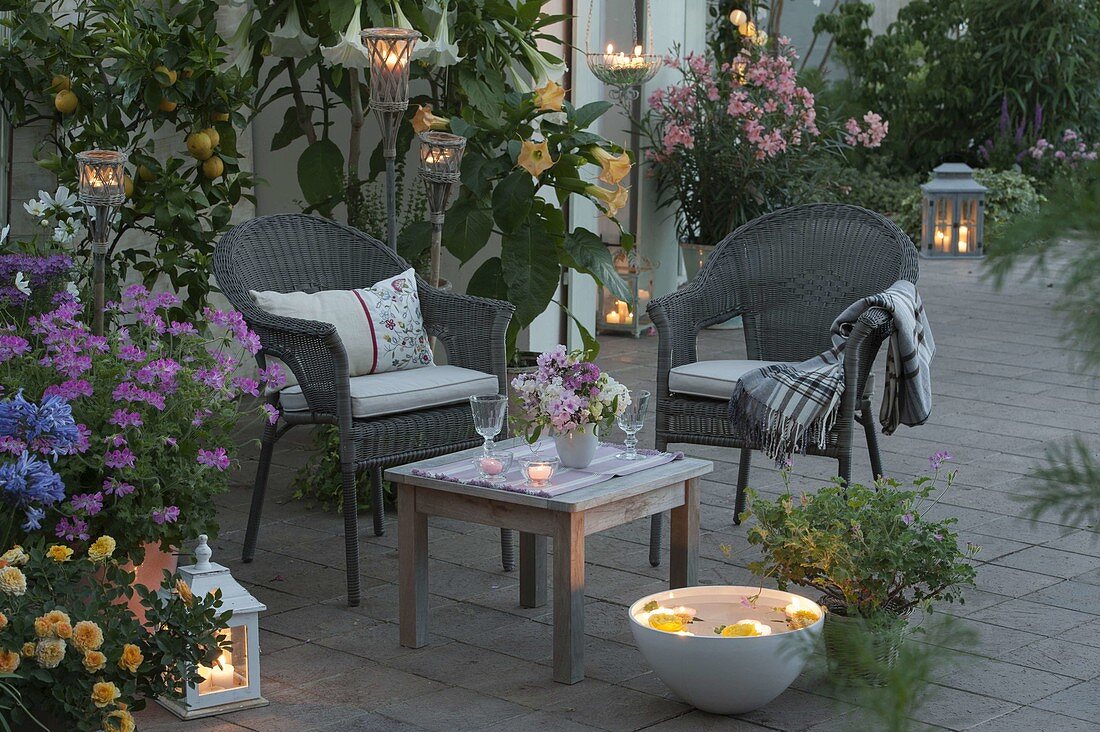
584,1 -> 661,101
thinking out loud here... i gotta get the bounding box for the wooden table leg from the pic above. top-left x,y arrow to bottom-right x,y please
670,477 -> 699,589
519,532 -> 547,608
552,512 -> 586,684
398,483 -> 429,648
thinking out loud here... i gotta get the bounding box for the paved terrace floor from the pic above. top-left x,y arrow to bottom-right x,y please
137,256 -> 1100,731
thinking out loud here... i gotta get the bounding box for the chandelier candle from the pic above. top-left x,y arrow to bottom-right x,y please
362,27 -> 420,250
76,149 -> 128,336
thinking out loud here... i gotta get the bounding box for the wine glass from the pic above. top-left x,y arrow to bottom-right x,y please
470,394 -> 508,456
615,389 -> 650,460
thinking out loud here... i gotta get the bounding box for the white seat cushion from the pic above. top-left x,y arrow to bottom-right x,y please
668,359 -> 787,400
280,365 -> 499,418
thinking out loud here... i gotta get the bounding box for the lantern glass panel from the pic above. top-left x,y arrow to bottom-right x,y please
598,247 -> 655,335
361,28 -> 419,110
76,150 -> 128,206
198,626 -> 249,697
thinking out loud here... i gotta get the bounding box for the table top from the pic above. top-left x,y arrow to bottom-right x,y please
385,437 -> 713,513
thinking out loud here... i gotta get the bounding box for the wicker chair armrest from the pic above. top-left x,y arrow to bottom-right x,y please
648,283 -> 743,399
841,305 -> 894,409
420,285 -> 515,393
243,306 -> 350,418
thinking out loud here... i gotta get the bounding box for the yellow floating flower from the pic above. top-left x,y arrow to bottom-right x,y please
1,546 -> 29,566
73,620 -> 104,652
533,80 -> 565,112
585,182 -> 630,220
176,578 -> 194,607
411,104 -> 450,134
118,643 -> 143,674
83,649 -> 107,673
719,619 -> 772,637
0,566 -> 26,596
35,638 -> 66,669
20,642 -> 34,658
0,648 -> 19,674
786,609 -> 820,630
103,708 -> 135,732
648,612 -> 686,633
47,544 -> 74,562
88,535 -> 116,562
91,680 -> 120,709
517,139 -> 555,179
588,146 -> 632,186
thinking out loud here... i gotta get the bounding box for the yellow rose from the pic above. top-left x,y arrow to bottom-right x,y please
103,708 -> 135,732
118,643 -> 143,674
533,79 -> 565,112
411,104 -> 450,134
21,642 -> 34,658
34,638 -> 66,668
47,544 -> 74,562
44,610 -> 71,626
0,546 -> 29,566
73,620 -> 104,652
0,648 -> 19,673
83,649 -> 107,673
88,535 -> 116,562
0,612 -> 7,631
91,680 -> 120,709
176,579 -> 194,607
34,617 -> 51,638
0,566 -> 27,596
647,612 -> 685,633
517,139 -> 555,179
55,621 -> 73,639
588,145 -> 632,186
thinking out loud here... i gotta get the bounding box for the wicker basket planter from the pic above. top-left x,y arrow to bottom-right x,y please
820,596 -> 912,686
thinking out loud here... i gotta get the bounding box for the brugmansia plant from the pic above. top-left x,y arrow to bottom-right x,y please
0,0 -> 254,319
248,0 -> 632,355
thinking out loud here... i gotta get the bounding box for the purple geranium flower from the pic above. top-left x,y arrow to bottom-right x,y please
929,450 -> 953,471
109,409 -> 143,429
902,512 -> 915,526
103,478 -> 135,498
104,447 -> 136,469
55,516 -> 90,542
70,491 -> 104,515
197,447 -> 230,471
151,505 -> 180,525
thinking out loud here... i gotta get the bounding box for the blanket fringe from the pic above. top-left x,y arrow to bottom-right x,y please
729,384 -> 842,466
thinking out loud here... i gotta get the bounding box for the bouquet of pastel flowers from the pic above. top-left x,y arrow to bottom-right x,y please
510,346 -> 630,439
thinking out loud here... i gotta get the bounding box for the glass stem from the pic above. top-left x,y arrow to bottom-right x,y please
483,437 -> 493,456
625,431 -> 638,456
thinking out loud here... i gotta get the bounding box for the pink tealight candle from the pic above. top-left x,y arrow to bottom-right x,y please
528,464 -> 553,481
479,457 -> 504,476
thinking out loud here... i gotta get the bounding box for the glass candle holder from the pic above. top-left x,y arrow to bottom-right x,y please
472,451 -> 513,484
522,457 -> 559,487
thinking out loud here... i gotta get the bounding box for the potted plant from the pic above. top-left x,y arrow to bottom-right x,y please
743,454 -> 978,681
510,346 -> 629,469
0,205 -> 280,616
0,538 -> 228,731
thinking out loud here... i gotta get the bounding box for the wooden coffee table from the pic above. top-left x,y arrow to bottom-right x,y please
385,439 -> 712,684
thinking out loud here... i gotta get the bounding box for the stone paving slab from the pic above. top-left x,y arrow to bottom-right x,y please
136,257 -> 1100,730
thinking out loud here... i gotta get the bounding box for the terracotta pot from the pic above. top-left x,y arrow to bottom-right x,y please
123,542 -> 179,625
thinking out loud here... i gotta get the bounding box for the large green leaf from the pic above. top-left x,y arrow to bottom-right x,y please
397,220 -> 433,263
562,227 -> 631,301
501,221 -> 561,328
572,100 -> 613,130
271,106 -> 306,151
466,257 -> 509,301
442,194 -> 494,264
491,171 -> 535,233
297,139 -> 344,205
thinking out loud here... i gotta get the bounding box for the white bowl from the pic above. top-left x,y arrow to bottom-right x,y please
628,585 -> 823,715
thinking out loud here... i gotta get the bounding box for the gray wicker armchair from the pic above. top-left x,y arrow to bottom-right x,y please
214,214 -> 517,606
647,204 -> 919,566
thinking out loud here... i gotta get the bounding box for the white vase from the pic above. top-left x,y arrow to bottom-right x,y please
554,424 -> 599,469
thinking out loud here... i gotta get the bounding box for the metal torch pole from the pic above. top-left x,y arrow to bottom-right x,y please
429,211 -> 444,288
375,108 -> 402,251
91,206 -> 109,337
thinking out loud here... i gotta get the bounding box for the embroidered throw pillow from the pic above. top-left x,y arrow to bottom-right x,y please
250,268 -> 434,388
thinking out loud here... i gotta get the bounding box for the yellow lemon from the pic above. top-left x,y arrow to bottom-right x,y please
648,613 -> 685,633
201,126 -> 220,149
50,74 -> 71,93
202,156 -> 224,179
137,164 -> 156,182
123,175 -> 134,199
154,65 -> 177,87
158,98 -> 178,113
54,90 -> 78,115
212,111 -> 230,122
186,132 -> 213,161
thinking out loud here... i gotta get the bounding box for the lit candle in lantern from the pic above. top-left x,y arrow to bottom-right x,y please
933,228 -> 946,251
615,300 -> 629,322
606,310 -> 620,324
204,651 -> 235,690
957,225 -> 969,253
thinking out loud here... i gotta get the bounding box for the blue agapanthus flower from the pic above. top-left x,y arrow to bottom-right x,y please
0,452 -> 66,531
0,390 -> 80,458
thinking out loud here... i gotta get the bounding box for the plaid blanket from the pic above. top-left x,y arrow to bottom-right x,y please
728,280 -> 935,464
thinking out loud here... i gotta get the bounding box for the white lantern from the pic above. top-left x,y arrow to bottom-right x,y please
157,535 -> 268,719
921,163 -> 987,258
